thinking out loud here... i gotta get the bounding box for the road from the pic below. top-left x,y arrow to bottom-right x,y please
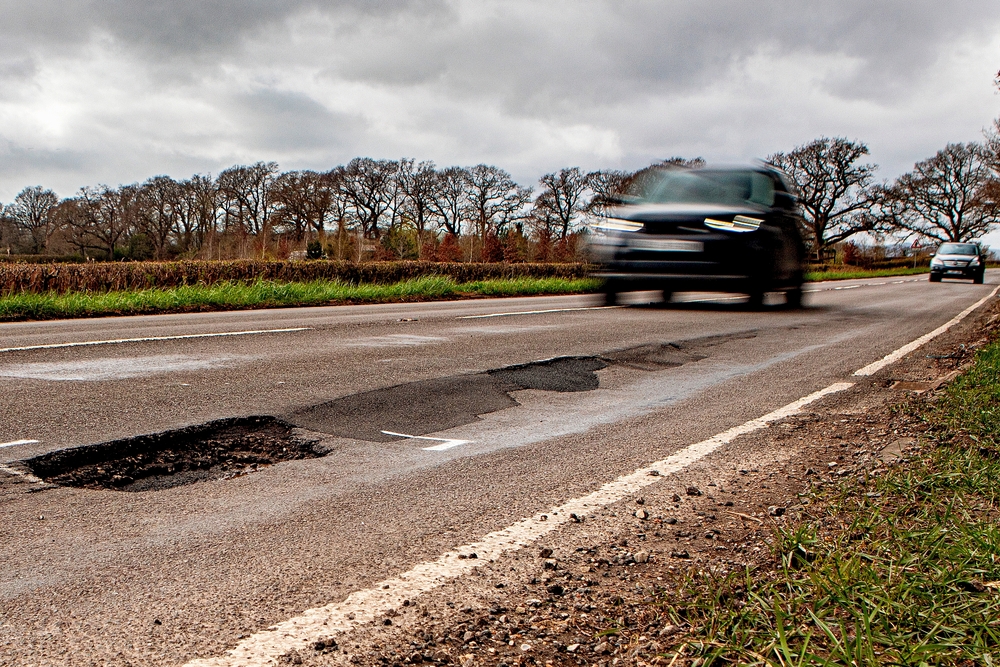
0,274 -> 996,665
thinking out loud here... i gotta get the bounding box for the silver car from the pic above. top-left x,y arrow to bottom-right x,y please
929,243 -> 985,283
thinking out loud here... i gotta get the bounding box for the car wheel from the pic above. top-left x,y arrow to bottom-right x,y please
974,271 -> 984,284
603,280 -> 620,306
747,289 -> 766,309
929,273 -> 942,282
785,286 -> 804,309
660,290 -> 673,304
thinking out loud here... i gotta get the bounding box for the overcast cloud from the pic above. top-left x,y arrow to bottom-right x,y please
1,0 -> 998,202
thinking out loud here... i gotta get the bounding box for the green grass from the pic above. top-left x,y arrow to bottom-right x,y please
657,339 -> 1000,666
805,266 -> 930,282
0,276 -> 602,321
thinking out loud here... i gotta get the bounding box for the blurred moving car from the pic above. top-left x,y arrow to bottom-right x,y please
588,164 -> 806,307
929,242 -> 985,283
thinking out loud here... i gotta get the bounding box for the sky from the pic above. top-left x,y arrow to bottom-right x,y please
1,1 -> 999,241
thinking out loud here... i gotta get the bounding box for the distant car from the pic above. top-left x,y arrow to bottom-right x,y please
929,242 -> 985,283
588,164 -> 807,307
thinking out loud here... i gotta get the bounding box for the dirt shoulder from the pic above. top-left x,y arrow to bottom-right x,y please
272,300 -> 999,667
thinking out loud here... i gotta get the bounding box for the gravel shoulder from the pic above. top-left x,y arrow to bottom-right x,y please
274,300 -> 1000,667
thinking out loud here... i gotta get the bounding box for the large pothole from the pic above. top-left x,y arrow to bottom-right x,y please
24,416 -> 322,492
22,342 -> 717,491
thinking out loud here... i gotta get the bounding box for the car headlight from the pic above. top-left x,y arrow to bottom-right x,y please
969,257 -> 981,266
930,258 -> 943,267
704,215 -> 762,233
594,218 -> 643,233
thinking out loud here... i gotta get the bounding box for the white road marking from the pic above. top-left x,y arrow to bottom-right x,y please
833,284 -> 861,290
458,306 -> 621,319
187,282 -> 995,666
188,381 -> 853,667
342,334 -> 446,348
854,284 -> 1000,376
0,328 -> 312,354
0,354 -> 247,381
0,439 -> 38,449
380,431 -> 471,451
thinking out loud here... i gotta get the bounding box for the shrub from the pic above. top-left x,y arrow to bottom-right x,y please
0,260 -> 591,296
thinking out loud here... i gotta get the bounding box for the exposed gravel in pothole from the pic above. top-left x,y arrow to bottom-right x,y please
24,416 -> 322,492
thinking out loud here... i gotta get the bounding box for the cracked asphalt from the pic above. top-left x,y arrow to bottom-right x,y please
0,274 -> 996,666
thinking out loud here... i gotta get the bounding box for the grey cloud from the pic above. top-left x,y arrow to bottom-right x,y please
0,0 -> 446,58
320,0 -> 1000,113
229,89 -> 367,154
0,0 -> 998,200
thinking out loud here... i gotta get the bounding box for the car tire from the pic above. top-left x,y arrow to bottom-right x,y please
747,289 -> 766,309
929,273 -> 942,282
974,271 -> 984,284
660,290 -> 673,304
785,286 -> 804,309
603,280 -> 620,306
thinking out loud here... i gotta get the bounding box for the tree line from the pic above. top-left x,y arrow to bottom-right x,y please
2,122 -> 999,262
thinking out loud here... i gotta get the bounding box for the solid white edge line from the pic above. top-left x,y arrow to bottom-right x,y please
186,381 -> 854,667
0,328 -> 313,354
853,284 -> 1000,376
0,439 -> 39,449
458,306 -> 621,319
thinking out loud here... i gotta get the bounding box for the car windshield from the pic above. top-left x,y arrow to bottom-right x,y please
629,169 -> 776,207
938,243 -> 978,255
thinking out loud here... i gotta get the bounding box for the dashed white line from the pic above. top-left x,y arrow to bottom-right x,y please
854,284 -> 1000,376
380,431 -> 471,451
188,381 -> 853,667
0,439 -> 38,449
458,306 -> 621,319
0,328 -> 312,354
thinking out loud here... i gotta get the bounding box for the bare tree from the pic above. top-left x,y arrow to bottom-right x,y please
585,169 -> 630,217
216,162 -> 279,236
340,157 -> 398,240
399,160 -> 442,256
272,170 -> 335,242
768,138 -> 881,252
136,176 -> 181,259
59,185 -> 138,259
51,197 -> 94,257
172,175 -> 219,254
4,186 -> 59,253
464,164 -> 531,243
428,166 -> 469,237
534,167 -> 589,239
882,142 -> 1000,243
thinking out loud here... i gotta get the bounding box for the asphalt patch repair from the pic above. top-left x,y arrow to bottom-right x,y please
291,343 -> 707,442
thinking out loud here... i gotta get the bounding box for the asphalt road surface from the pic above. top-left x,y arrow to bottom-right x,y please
0,274 -> 996,665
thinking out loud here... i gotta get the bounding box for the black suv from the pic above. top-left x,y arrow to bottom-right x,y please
588,164 -> 806,307
929,242 -> 986,283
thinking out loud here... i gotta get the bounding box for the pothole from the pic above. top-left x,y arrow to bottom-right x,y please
24,417 -> 322,492
22,342 -> 716,490
290,357 -> 611,442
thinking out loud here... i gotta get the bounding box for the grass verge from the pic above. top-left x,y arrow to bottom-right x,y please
657,340 -> 1000,666
0,276 -> 602,321
804,266 -> 930,282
